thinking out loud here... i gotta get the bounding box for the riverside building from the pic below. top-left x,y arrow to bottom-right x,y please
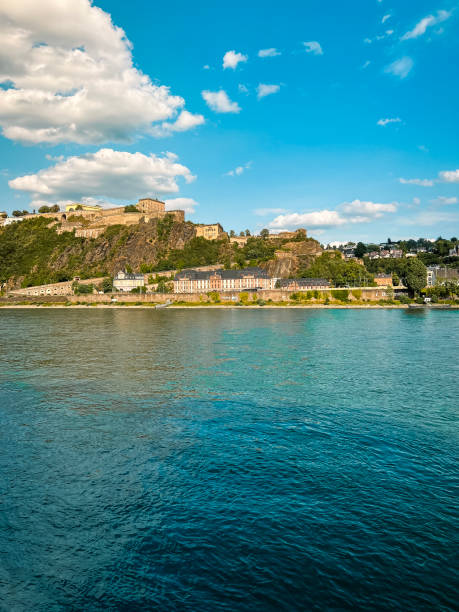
174,267 -> 276,293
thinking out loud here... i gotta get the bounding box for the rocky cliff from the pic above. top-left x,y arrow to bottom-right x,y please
262,239 -> 323,277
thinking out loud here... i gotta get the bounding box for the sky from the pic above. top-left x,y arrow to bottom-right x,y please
0,0 -> 458,245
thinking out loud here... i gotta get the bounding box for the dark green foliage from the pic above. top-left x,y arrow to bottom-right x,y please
354,242 -> 366,258
73,283 -> 93,295
155,237 -> 228,271
298,252 -> 374,287
124,205 -> 139,213
240,236 -> 276,262
156,214 -> 175,241
332,289 -> 349,301
404,259 -> 427,296
38,204 -> 60,213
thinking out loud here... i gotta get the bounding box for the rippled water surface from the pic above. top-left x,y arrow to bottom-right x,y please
0,308 -> 458,610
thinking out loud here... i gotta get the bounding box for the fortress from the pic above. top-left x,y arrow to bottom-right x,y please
57,198 -> 185,238
0,198 -> 185,238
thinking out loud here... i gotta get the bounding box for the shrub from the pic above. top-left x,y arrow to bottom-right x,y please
332,289 -> 349,301
351,289 -> 362,300
239,291 -> 249,304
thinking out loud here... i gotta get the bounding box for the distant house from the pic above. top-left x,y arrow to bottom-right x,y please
174,267 -> 275,293
113,271 -> 145,292
195,223 -> 226,240
374,273 -> 393,287
276,278 -> 330,291
449,246 -> 459,257
368,251 -> 380,260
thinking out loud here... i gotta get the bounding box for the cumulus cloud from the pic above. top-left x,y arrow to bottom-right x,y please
439,169 -> 459,183
269,210 -> 345,229
223,50 -> 248,69
151,110 -> 205,137
9,149 -> 195,206
382,14 -> 391,24
258,48 -> 281,58
377,117 -> 401,126
303,41 -> 323,55
384,56 -> 414,79
413,197 -> 421,205
0,0 -> 202,144
257,84 -> 281,99
254,207 -> 288,216
340,199 -> 397,219
164,197 -> 198,213
431,196 -> 458,205
401,10 -> 452,40
267,199 -> 397,230
399,178 -> 434,186
225,161 -> 252,177
202,90 -> 241,113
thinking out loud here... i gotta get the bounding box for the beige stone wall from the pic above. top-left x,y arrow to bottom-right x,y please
64,286 -> 392,304
137,198 -> 165,215
9,277 -> 104,297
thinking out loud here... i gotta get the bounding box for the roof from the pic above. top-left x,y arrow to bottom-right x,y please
375,273 -> 392,278
114,271 -> 144,280
174,267 -> 269,281
277,278 -> 330,287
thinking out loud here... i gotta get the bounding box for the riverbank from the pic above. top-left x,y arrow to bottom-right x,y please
0,303 -> 411,309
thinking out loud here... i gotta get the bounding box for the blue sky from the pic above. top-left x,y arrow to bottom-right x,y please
0,0 -> 458,244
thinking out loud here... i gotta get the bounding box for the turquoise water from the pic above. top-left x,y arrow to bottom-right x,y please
0,308 -> 458,610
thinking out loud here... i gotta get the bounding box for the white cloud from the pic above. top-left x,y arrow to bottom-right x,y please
268,198 -> 397,230
340,199 -> 397,219
439,169 -> 459,183
0,0 -> 201,144
164,197 -> 198,213
400,211 -> 459,226
152,110 -> 205,137
399,178 -> 434,187
401,10 -> 452,40
238,84 -> 249,94
362,60 -> 371,69
258,48 -> 281,58
269,210 -> 345,229
418,145 -> 429,153
203,64 -> 210,70
225,161 -> 252,177
202,90 -> 241,113
9,149 -> 195,206
303,41 -> 323,55
223,50 -> 248,70
382,14 -> 391,24
384,56 -> 414,79
257,84 -> 281,99
413,197 -> 421,205
254,207 -> 288,216
431,196 -> 458,205
377,117 -> 401,126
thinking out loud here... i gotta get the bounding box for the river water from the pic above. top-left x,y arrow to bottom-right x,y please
0,308 -> 457,610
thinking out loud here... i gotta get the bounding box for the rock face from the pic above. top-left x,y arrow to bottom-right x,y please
51,218 -> 196,276
262,239 -> 323,278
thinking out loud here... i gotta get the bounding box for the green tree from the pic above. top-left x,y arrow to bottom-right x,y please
38,205 -> 50,213
354,242 -> 366,258
245,229 -> 251,236
124,204 -> 139,213
404,258 -> 427,296
230,229 -> 235,237
260,228 -> 270,239
101,277 -> 113,293
392,273 -> 400,287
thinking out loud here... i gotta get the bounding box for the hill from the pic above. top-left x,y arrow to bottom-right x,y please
0,216 -> 323,289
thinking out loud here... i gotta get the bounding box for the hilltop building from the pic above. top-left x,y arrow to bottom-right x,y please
113,271 -> 145,292
174,267 -> 276,293
195,223 -> 226,240
65,203 -> 102,213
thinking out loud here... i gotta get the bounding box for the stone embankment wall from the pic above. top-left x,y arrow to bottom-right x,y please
65,287 -> 391,304
9,277 -> 103,297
